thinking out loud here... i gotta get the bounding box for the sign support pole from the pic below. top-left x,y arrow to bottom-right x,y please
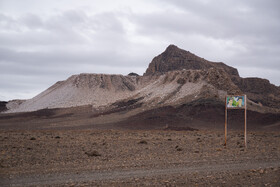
225,96 -> 227,147
244,95 -> 247,148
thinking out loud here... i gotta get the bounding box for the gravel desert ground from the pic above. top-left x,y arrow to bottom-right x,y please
1,129 -> 279,186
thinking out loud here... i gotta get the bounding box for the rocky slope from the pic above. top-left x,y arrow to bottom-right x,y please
143,45 -> 280,110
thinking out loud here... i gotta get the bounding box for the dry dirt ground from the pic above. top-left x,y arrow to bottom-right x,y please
0,129 -> 279,186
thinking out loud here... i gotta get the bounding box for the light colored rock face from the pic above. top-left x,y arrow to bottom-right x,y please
4,69 -> 242,113
132,70 -> 208,108
6,74 -> 139,113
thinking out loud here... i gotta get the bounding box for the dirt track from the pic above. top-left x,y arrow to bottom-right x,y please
0,129 -> 279,186
2,160 -> 280,186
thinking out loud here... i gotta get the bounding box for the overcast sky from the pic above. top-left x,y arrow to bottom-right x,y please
0,0 -> 279,101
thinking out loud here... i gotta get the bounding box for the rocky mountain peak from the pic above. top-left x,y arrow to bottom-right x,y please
144,45 -> 239,77
164,44 -> 181,53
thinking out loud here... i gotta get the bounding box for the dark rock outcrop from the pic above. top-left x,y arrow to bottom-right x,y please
232,76 -> 280,109
128,72 -> 139,76
0,101 -> 7,112
72,73 -> 136,91
144,44 -> 239,77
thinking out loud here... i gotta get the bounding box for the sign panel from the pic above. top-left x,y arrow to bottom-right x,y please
226,95 -> 245,109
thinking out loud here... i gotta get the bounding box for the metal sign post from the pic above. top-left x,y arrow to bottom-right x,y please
225,95 -> 247,148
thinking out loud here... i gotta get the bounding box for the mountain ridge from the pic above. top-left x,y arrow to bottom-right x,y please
1,44 -> 280,130
3,45 -> 280,113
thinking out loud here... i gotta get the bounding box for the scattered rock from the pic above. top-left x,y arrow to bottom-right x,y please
85,151 -> 101,157
164,126 -> 197,131
30,137 -> 36,140
138,140 -> 148,144
55,136 -> 60,139
177,78 -> 186,85
176,148 -> 182,151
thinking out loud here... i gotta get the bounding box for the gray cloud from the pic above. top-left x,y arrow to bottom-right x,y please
0,0 -> 279,101
131,0 -> 280,80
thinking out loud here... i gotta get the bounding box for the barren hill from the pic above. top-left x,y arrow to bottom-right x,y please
1,45 -> 280,130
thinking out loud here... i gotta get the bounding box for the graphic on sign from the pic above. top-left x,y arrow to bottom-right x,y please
226,96 -> 245,108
